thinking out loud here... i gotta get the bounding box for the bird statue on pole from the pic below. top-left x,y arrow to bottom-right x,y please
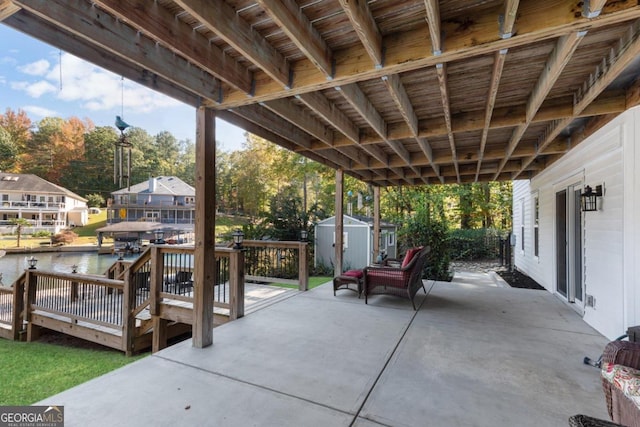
115,115 -> 131,132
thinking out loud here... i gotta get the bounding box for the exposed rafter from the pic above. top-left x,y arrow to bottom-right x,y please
475,49 -> 507,182
515,21 -> 640,177
4,0 -> 640,186
493,30 -> 585,179
173,0 -> 291,89
0,0 -> 19,21
500,0 -> 520,38
92,0 -> 252,94
423,0 -> 441,54
14,0 -> 222,102
382,73 -> 441,183
583,0 -> 608,18
435,63 -> 460,182
220,0 -> 640,108
256,0 -> 333,79
337,0 -> 383,68
296,92 -> 360,144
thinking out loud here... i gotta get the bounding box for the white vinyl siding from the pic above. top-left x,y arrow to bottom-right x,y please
513,106 -> 640,340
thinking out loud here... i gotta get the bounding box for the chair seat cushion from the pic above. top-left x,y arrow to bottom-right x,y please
602,362 -> 640,410
343,269 -> 364,279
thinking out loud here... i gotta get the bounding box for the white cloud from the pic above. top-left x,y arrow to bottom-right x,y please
43,53 -> 180,113
18,59 -> 50,76
22,105 -> 58,118
11,79 -> 57,98
0,56 -> 17,66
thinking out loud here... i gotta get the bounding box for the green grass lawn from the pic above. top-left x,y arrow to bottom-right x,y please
269,276 -> 332,289
0,338 -> 145,405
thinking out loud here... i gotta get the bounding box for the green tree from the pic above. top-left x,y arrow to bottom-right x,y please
9,218 -> 31,248
0,108 -> 32,172
60,126 -> 118,199
0,127 -> 18,172
265,185 -> 307,240
86,193 -> 105,207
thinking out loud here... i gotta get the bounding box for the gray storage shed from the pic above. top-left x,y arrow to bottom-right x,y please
314,215 -> 397,272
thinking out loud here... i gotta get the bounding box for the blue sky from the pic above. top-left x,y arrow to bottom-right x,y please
0,25 -> 247,152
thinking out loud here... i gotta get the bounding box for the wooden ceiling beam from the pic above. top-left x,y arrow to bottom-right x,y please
296,91 -> 360,143
3,11 -> 202,107
309,93 -> 624,153
262,98 -> 334,146
91,0 -> 252,94
475,49 -> 507,182
256,0 -> 332,79
262,97 -> 377,171
231,105 -> 359,171
232,104 -> 314,150
219,0 -> 640,108
338,83 -> 387,141
583,0 -> 608,18
338,83 -> 422,183
500,0 -> 520,38
494,30 -> 585,179
174,0 -> 291,89
0,0 -> 19,21
14,0 -> 223,102
423,0 -> 441,54
515,20 -> 640,178
382,73 -> 440,183
337,0 -> 383,68
435,63 -> 460,182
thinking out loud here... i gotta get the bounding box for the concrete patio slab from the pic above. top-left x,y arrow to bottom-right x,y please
359,283 -> 609,427
39,355 -> 352,427
38,276 -> 611,427
159,288 -> 415,414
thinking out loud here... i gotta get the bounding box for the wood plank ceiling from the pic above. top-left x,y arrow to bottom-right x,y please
3,0 -> 640,187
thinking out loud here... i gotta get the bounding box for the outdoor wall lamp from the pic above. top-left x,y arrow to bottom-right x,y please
581,184 -> 603,212
117,251 -> 125,260
232,229 -> 244,249
300,229 -> 308,241
154,230 -> 165,244
27,256 -> 38,269
71,264 -> 78,274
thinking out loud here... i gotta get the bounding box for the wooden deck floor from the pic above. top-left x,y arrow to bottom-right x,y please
29,282 -> 298,335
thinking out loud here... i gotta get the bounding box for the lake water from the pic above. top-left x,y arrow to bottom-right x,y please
0,251 -> 139,286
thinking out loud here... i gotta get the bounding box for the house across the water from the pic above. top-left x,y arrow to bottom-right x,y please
98,176 -> 195,248
0,173 -> 88,234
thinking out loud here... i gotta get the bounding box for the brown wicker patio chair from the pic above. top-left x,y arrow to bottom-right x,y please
600,340 -> 640,427
363,246 -> 430,310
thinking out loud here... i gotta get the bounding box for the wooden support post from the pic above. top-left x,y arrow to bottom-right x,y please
193,106 -> 216,348
228,250 -> 245,320
334,169 -> 344,276
122,269 -> 136,356
152,317 -> 168,353
25,270 -> 38,342
373,186 -> 381,262
149,246 -> 165,351
298,242 -> 309,291
149,246 -> 164,316
11,278 -> 25,340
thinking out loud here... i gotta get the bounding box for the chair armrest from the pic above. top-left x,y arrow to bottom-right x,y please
602,341 -> 640,370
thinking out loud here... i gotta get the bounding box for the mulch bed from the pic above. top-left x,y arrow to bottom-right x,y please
496,269 -> 545,290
